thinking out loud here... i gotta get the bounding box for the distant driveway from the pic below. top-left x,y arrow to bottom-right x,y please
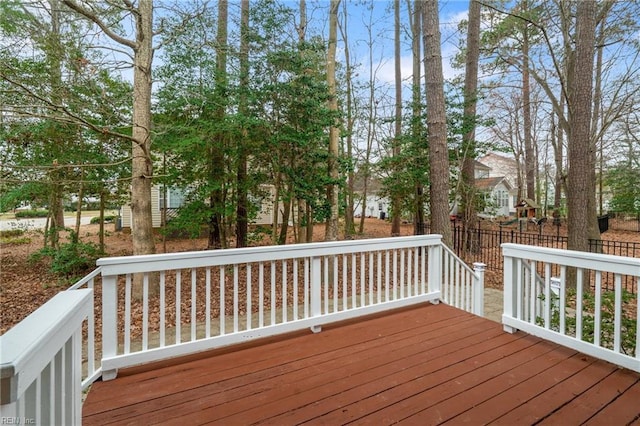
0,216 -> 95,231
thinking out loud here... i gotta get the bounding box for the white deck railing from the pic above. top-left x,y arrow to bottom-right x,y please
502,243 -> 640,373
67,267 -> 103,390
97,235 -> 484,379
1,235 -> 485,419
0,289 -> 92,425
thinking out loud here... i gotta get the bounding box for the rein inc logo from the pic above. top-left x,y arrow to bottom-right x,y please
1,419 -> 35,425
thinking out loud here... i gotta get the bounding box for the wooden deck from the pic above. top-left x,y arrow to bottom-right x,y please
83,303 -> 640,425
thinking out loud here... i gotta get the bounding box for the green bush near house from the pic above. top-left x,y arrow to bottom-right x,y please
90,215 -> 116,224
15,209 -> 48,218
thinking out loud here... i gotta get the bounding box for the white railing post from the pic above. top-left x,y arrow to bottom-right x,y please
428,242 -> 442,300
101,273 -> 118,380
310,255 -> 322,333
472,262 -> 486,316
0,290 -> 91,425
502,252 -> 517,333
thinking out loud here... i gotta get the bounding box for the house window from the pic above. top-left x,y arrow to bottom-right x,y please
159,187 -> 185,209
494,190 -> 508,208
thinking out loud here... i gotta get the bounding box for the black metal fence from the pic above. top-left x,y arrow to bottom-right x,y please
449,225 -> 639,294
608,212 -> 640,233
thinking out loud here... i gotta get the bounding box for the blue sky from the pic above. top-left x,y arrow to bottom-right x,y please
108,1 -> 471,88
333,0 -> 470,85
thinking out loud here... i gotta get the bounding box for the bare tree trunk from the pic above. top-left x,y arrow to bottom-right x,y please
422,0 -> 452,247
461,0 -> 481,253
359,178 -> 368,233
359,8 -> 378,235
209,0 -> 228,250
61,0 -> 156,261
409,0 -> 424,235
129,0 -> 156,298
74,167 -> 84,242
99,190 -> 105,252
128,2 -> 155,260
521,4 -> 535,202
296,0 -> 309,245
551,111 -> 564,210
592,21 -> 604,217
567,0 -> 597,253
295,200 -> 305,243
324,0 -> 340,242
339,0 -> 355,238
49,0 -> 65,248
236,0 -> 249,248
272,174 -> 281,244
306,203 -> 313,242
278,194 -> 291,245
391,0 -> 402,236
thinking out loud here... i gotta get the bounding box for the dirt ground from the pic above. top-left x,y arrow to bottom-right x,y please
0,218 -> 415,334
2,217 -> 639,335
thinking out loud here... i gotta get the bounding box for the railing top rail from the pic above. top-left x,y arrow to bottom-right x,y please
67,267 -> 102,291
502,243 -> 640,276
97,235 -> 443,275
0,289 -> 92,404
441,243 -> 481,276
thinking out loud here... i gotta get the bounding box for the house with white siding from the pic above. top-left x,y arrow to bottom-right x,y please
451,155 -> 518,218
120,185 -> 282,230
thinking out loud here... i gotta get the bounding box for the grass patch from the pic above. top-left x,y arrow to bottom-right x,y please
0,236 -> 31,245
0,229 -> 31,244
0,229 -> 25,238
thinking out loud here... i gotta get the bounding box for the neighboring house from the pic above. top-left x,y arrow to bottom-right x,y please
120,184 -> 283,230
120,186 -> 163,229
476,176 -> 514,217
353,195 -> 390,219
351,176 -> 390,219
473,160 -> 491,179
477,153 -> 520,215
452,154 -> 518,218
477,152 -> 519,186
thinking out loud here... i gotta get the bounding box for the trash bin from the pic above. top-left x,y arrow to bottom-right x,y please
597,214 -> 609,233
379,211 -> 386,220
115,216 -> 122,231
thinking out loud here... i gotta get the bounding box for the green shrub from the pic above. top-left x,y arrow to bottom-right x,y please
29,235 -> 103,282
15,209 -> 48,218
538,288 -> 637,356
90,215 -> 116,224
0,229 -> 29,244
0,236 -> 31,245
0,229 -> 25,238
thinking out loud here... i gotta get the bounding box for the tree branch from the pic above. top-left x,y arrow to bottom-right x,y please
61,0 -> 136,50
1,73 -> 137,144
478,1 -> 569,113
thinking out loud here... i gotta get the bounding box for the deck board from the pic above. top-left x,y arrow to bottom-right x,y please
82,303 -> 640,425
